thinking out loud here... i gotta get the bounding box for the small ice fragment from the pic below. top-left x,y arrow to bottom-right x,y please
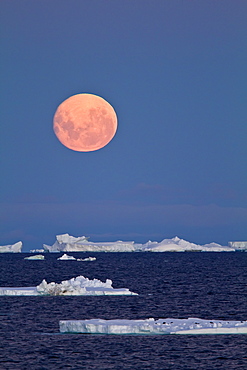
57,254 -> 76,260
24,255 -> 45,260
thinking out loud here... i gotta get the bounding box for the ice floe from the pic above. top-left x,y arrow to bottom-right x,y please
0,241 -> 22,253
0,275 -> 138,296
59,317 -> 247,335
77,257 -> 96,261
24,254 -> 45,260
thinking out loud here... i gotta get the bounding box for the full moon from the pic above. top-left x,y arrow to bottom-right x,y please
53,93 -> 118,152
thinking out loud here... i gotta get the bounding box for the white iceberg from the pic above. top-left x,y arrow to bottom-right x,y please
43,233 -> 136,252
43,233 -> 234,252
0,275 -> 138,296
57,254 -> 76,260
57,254 -> 96,261
0,241 -> 22,253
59,317 -> 247,335
30,249 -> 45,253
77,257 -> 96,262
24,254 -> 45,260
228,241 -> 247,251
141,237 -> 234,252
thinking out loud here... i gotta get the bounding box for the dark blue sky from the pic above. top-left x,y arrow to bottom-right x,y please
1,1 -> 246,251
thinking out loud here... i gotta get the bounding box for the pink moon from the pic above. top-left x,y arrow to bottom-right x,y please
53,93 -> 118,152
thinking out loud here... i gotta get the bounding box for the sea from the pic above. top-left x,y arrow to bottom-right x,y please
0,252 -> 246,369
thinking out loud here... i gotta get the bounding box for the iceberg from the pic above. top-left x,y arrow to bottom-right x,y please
43,233 -> 136,252
77,257 -> 96,261
57,254 -> 76,260
59,317 -> 247,335
141,237 -> 234,252
43,233 -> 234,252
0,241 -> 22,253
30,249 -> 45,253
0,275 -> 138,296
228,241 -> 247,251
57,254 -> 96,261
24,254 -> 45,260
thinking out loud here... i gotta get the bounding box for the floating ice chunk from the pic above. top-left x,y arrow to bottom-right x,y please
0,241 -> 22,253
24,254 -> 45,260
57,254 -> 76,260
0,275 -> 138,296
59,317 -> 247,335
30,249 -> 45,253
76,257 -> 96,261
35,275 -> 137,296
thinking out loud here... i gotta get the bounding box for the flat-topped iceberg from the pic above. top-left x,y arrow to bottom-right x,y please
59,317 -> 247,335
24,254 -> 45,260
44,234 -> 136,252
0,241 -> 22,253
43,233 -> 234,252
228,241 -> 247,251
0,275 -> 138,296
77,257 -> 96,261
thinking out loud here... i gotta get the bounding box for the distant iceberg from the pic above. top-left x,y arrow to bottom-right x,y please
43,233 -> 234,252
0,275 -> 138,296
57,254 -> 76,260
30,249 -> 45,253
0,241 -> 22,253
57,254 -> 96,261
44,234 -> 136,252
59,317 -> 247,335
77,256 -> 96,262
141,236 -> 234,252
24,254 -> 45,260
228,241 -> 247,251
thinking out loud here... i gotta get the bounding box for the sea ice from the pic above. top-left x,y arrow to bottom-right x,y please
24,254 -> 45,260
0,275 -> 138,296
43,234 -> 235,253
0,241 -> 22,253
59,317 -> 247,335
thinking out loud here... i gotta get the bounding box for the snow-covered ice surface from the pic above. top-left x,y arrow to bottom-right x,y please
59,318 -> 247,335
24,254 -> 45,260
43,233 -> 235,252
0,275 -> 138,296
0,241 -> 22,253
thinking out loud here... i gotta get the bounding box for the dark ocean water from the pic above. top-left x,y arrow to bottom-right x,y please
0,252 -> 246,369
